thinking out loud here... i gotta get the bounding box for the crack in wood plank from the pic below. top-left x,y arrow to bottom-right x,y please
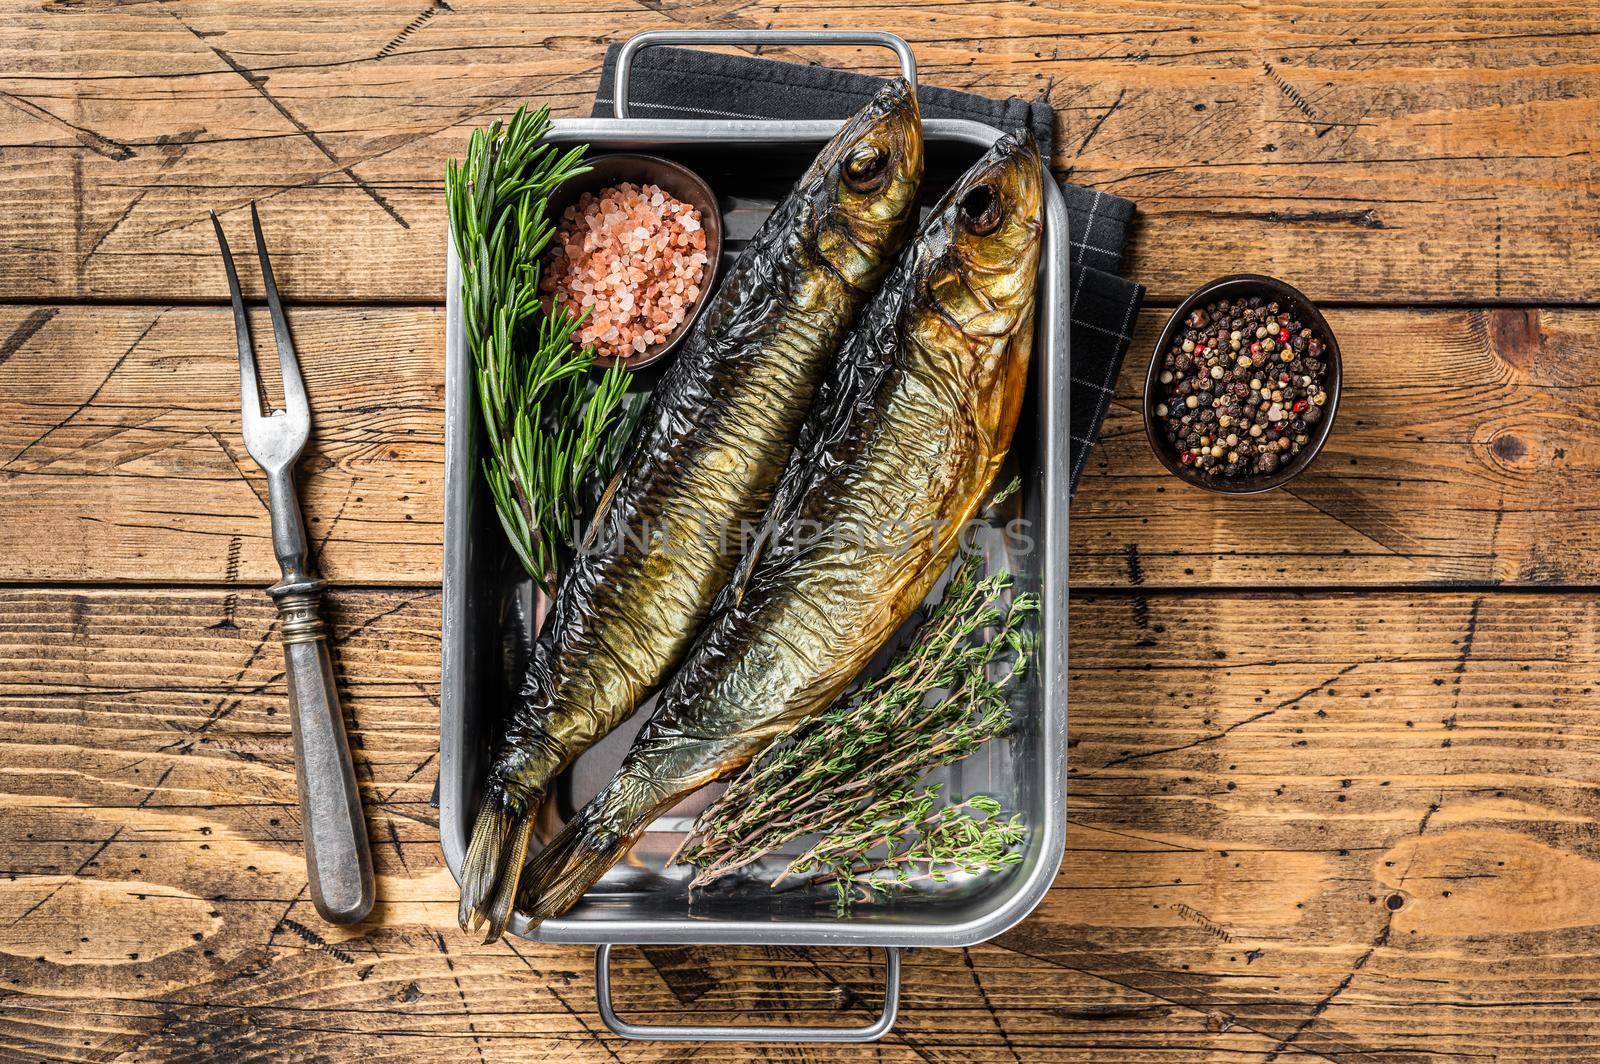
3,310 -> 167,472
0,89 -> 135,161
166,13 -> 410,229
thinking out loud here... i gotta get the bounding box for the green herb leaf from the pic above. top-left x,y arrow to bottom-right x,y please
678,547 -> 1037,897
446,105 -> 638,593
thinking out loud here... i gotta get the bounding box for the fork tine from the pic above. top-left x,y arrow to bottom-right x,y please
211,210 -> 265,422
250,202 -> 308,417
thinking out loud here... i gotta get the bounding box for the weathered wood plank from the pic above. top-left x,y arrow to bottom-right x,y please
0,305 -> 444,585
5,304 -> 1596,587
0,586 -> 1284,1061
4,587 -> 1600,1059
1039,588 -> 1600,1061
1073,304 -> 1600,587
0,1 -> 1595,303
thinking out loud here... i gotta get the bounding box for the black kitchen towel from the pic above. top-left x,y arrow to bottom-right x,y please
593,44 -> 1145,494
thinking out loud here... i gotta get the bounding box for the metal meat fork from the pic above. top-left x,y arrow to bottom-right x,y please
212,205 -> 374,925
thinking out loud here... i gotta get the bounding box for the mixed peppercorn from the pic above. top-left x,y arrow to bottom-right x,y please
1154,294 -> 1330,480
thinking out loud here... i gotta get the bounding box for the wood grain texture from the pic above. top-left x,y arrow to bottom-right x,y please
1074,305 -> 1600,587
4,0 -> 1598,1058
0,0 -> 1595,303
1047,589 -> 1600,1062
4,588 -> 1599,1061
0,305 -> 443,585
6,304 -> 1596,588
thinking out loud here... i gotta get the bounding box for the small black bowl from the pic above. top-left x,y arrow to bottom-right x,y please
1143,273 -> 1342,494
545,152 -> 723,371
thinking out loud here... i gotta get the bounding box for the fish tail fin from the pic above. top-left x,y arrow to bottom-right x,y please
457,781 -> 540,943
518,784 -> 660,923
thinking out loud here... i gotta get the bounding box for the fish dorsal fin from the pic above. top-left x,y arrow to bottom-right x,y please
722,522 -> 770,610
580,461 -> 627,554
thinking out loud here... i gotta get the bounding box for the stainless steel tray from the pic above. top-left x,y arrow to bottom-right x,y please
439,29 -> 1069,1042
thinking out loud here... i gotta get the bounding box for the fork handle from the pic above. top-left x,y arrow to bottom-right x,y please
271,578 -> 376,925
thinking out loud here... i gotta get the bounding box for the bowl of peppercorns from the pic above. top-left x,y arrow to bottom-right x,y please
1144,274 -> 1341,493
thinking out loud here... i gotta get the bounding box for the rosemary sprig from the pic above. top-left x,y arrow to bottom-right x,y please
679,549 -> 1038,887
446,105 -> 636,594
787,790 -> 1027,915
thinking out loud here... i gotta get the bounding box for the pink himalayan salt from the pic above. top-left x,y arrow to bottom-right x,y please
540,181 -> 709,361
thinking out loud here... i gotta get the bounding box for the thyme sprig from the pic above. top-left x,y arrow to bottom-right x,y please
787,790 -> 1027,915
446,105 -> 635,594
679,549 -> 1037,888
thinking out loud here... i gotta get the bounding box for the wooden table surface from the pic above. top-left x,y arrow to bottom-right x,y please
3,2 -> 1597,1060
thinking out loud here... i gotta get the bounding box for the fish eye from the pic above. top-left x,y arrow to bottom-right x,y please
960,184 -> 1003,235
842,145 -> 890,191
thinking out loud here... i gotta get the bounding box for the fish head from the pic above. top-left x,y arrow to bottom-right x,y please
925,130 -> 1045,341
808,78 -> 925,292
912,130 -> 1044,458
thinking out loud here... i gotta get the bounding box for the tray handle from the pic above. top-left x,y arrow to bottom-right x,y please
594,943 -> 901,1043
613,29 -> 917,119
